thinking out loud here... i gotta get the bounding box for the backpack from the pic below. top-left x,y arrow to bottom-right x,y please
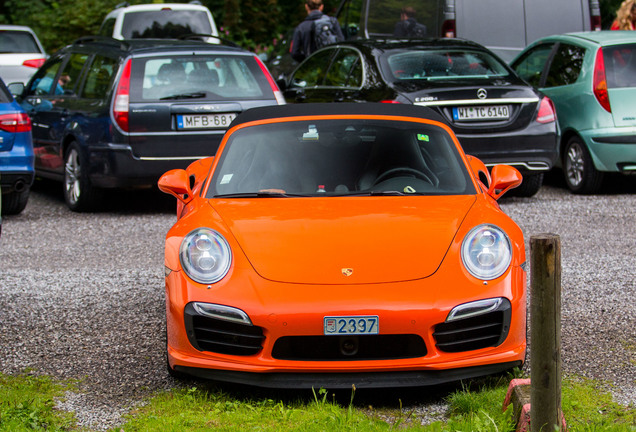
313,15 -> 341,50
407,21 -> 427,38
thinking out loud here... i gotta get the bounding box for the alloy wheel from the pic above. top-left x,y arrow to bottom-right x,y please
64,148 -> 81,205
565,141 -> 585,187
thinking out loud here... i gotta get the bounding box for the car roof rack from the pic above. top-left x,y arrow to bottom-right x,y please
73,36 -> 130,50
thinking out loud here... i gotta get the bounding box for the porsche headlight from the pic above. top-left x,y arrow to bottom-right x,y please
180,228 -> 231,284
461,224 -> 512,280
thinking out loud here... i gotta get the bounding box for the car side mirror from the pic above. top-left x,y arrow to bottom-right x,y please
7,82 -> 24,97
488,164 -> 522,200
158,169 -> 193,205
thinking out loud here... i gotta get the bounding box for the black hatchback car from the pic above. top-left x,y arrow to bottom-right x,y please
15,36 -> 284,211
281,39 -> 558,196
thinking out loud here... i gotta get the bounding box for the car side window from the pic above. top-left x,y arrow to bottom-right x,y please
57,52 -> 90,96
81,55 -> 117,99
291,49 -> 337,88
324,49 -> 362,87
545,43 -> 585,88
511,43 -> 554,88
27,57 -> 63,96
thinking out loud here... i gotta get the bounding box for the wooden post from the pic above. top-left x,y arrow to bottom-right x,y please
530,234 -> 562,432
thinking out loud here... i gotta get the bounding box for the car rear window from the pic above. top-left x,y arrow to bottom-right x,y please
121,10 -> 212,39
383,49 -> 510,80
0,30 -> 41,54
604,44 -> 636,89
131,55 -> 272,101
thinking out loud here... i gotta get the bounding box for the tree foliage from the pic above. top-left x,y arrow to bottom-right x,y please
0,0 -> 307,54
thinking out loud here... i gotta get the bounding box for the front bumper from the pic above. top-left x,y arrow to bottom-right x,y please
165,262 -> 527,388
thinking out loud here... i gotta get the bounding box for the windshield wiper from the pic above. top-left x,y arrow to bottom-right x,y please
160,92 -> 207,100
214,191 -> 310,198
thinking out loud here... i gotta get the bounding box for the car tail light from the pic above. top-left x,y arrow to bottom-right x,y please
593,47 -> 611,113
591,15 -> 601,31
22,58 -> 45,69
536,96 -> 556,124
0,112 -> 32,133
113,59 -> 132,132
254,55 -> 286,105
380,100 -> 401,103
442,19 -> 456,38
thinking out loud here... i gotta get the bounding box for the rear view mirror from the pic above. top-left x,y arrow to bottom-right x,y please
7,82 -> 24,97
488,165 -> 522,200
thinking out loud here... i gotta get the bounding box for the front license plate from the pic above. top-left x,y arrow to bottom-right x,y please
453,105 -> 509,121
177,113 -> 237,130
324,316 -> 379,335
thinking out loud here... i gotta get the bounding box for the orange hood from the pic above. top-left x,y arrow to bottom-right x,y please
210,196 -> 476,284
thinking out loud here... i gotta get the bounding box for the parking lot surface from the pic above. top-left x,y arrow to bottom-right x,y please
0,175 -> 634,429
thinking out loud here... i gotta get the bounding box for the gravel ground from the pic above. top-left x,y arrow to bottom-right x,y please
0,173 -> 634,430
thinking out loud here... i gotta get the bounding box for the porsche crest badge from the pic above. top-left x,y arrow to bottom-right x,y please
341,268 -> 353,277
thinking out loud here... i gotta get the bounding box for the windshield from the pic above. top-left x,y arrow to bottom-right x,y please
207,118 -> 474,198
121,10 -> 212,39
132,55 -> 270,101
381,49 -> 510,81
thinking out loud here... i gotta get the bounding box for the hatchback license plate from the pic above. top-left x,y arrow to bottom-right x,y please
453,105 -> 509,121
177,113 -> 237,129
324,316 -> 379,335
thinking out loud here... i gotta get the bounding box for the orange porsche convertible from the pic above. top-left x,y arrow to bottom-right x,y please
159,103 -> 527,388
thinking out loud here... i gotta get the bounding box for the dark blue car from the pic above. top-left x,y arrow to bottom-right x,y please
0,77 -> 34,215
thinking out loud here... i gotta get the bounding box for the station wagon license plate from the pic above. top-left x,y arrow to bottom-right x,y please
453,105 -> 509,121
177,113 -> 237,129
324,316 -> 379,335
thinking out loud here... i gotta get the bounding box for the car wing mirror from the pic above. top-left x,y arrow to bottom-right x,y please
158,169 -> 193,205
466,155 -> 491,192
7,82 -> 24,97
488,164 -> 522,200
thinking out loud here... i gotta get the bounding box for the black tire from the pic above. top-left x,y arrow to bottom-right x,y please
1,189 -> 30,215
63,142 -> 102,212
562,136 -> 604,194
510,173 -> 543,197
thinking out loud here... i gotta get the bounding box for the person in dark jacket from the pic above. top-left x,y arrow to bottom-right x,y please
290,0 -> 344,63
393,6 -> 427,38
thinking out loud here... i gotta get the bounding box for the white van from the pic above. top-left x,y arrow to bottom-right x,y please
335,0 -> 601,61
98,2 -> 219,43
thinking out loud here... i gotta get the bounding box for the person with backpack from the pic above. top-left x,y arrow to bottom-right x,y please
290,0 -> 345,63
393,6 -> 427,38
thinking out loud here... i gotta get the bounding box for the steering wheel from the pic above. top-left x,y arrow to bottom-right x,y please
373,167 -> 436,186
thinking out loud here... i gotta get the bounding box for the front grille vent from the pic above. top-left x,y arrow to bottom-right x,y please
272,334 -> 426,361
184,305 -> 264,356
433,301 -> 511,353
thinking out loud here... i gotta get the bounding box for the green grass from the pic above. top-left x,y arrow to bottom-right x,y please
0,372 -> 76,431
1,371 -> 634,431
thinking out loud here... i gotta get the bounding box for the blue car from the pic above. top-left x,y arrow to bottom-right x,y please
0,78 -> 34,215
